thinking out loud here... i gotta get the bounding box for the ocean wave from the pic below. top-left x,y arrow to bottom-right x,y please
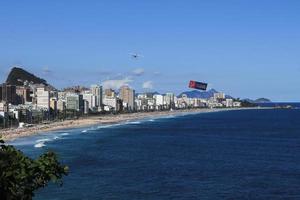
127,121 -> 141,124
81,130 -> 88,133
97,124 -> 120,129
53,136 -> 60,140
36,138 -> 51,143
161,115 -> 176,119
34,142 -> 46,148
61,132 -> 70,136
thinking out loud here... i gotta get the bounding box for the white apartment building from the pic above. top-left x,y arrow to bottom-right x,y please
57,99 -> 66,111
36,87 -> 50,110
165,93 -> 175,105
82,93 -> 97,111
154,94 -> 164,106
225,98 -> 233,107
91,85 -> 103,110
214,92 -> 225,100
103,97 -> 118,111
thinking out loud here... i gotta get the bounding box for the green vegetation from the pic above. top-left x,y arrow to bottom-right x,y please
254,98 -> 271,103
0,140 -> 68,200
240,100 -> 257,107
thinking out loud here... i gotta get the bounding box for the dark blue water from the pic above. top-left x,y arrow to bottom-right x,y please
257,102 -> 300,108
10,109 -> 300,199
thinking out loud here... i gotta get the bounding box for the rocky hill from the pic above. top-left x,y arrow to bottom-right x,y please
6,67 -> 48,86
178,89 -> 233,99
243,98 -> 272,103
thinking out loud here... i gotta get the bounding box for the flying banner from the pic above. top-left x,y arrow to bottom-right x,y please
189,80 -> 208,91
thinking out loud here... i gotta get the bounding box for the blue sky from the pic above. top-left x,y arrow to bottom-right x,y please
0,0 -> 299,101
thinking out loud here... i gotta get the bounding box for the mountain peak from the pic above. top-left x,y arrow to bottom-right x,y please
6,67 -> 48,86
178,88 -> 220,98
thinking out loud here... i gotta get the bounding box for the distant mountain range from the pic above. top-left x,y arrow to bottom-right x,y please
178,90 -> 272,103
178,89 -> 233,99
243,98 -> 272,103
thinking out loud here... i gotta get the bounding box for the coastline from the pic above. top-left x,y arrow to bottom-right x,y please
0,107 -> 266,141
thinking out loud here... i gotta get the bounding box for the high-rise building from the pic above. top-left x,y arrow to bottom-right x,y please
50,97 -> 57,111
214,92 -> 225,100
119,86 -> 135,111
57,99 -> 66,111
104,89 -> 116,98
0,86 -> 2,102
225,98 -> 233,107
16,86 -> 32,104
103,97 -> 123,112
82,93 -> 97,111
91,85 -> 102,110
0,84 -> 17,104
154,94 -> 164,110
0,102 -> 8,112
36,87 -> 50,110
165,93 -> 175,109
83,100 -> 89,114
66,94 -> 84,113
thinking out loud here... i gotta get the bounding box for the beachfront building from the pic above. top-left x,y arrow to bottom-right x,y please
214,92 -> 225,100
83,100 -> 89,114
119,86 -> 135,111
233,101 -> 242,107
91,85 -> 103,111
36,87 -> 50,110
57,99 -> 66,111
103,96 -> 117,111
0,102 -> 9,121
58,91 -> 67,101
82,93 -> 97,112
104,89 -> 116,98
50,97 -> 57,111
136,93 -> 156,111
165,93 -> 175,109
224,98 -> 233,107
207,97 -> 223,108
0,84 -> 17,105
154,94 -> 164,110
180,94 -> 192,107
66,94 -> 84,113
16,86 -> 32,104
0,102 -> 8,112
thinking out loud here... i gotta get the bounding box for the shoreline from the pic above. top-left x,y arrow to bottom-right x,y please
1,107 -> 267,141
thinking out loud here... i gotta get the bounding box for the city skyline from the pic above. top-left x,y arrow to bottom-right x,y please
1,1 -> 300,101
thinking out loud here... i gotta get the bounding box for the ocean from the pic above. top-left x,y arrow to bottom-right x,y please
9,108 -> 300,200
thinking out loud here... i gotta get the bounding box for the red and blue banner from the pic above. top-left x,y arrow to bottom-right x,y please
189,80 -> 208,91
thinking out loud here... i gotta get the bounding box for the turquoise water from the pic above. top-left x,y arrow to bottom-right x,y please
10,109 -> 300,199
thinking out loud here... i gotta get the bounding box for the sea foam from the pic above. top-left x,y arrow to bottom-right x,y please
127,121 -> 141,124
34,142 -> 46,148
36,138 -> 51,143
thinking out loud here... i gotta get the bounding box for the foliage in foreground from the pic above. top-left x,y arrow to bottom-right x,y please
0,140 -> 68,200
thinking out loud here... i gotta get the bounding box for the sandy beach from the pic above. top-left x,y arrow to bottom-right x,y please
0,107 -> 263,141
